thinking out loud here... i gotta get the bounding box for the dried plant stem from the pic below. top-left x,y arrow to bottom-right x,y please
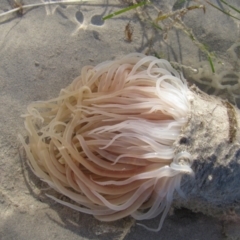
0,0 -> 93,19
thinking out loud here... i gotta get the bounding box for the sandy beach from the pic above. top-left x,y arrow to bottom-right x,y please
0,1 -> 240,239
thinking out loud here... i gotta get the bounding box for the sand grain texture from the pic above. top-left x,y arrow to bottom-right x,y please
0,1 -> 240,239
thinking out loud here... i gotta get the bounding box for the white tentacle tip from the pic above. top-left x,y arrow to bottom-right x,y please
170,151 -> 194,175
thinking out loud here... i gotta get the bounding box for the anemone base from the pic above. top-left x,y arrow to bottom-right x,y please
173,86 -> 240,217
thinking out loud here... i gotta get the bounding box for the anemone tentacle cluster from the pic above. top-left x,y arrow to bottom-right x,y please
20,53 -> 194,231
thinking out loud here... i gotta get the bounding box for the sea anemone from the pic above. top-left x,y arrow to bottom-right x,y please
19,53 -> 201,231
